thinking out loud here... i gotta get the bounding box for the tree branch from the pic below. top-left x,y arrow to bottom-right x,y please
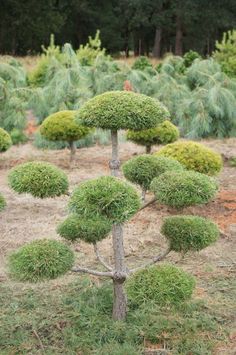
72,266 -> 113,277
139,197 -> 157,211
130,247 -> 171,273
93,243 -> 113,271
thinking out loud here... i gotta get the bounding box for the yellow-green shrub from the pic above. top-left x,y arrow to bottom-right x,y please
0,128 -> 12,152
155,141 -> 222,175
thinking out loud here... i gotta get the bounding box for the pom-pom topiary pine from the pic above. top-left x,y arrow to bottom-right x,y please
40,110 -> 91,163
161,216 -> 219,253
155,141 -> 222,176
126,264 -> 195,307
127,120 -> 179,154
150,170 -> 218,208
122,155 -> 184,201
8,161 -> 69,198
0,127 -> 12,152
0,192 -> 6,212
9,239 -> 74,282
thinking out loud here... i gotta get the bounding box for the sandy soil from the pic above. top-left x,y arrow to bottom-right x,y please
0,140 -> 236,282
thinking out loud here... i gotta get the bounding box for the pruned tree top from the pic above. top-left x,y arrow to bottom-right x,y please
77,91 -> 170,130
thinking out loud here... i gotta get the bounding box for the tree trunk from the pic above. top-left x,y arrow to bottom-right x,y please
110,130 -> 120,177
141,188 -> 146,202
153,28 -> 162,58
112,223 -> 127,321
69,141 -> 76,163
175,14 -> 183,56
146,145 -> 152,154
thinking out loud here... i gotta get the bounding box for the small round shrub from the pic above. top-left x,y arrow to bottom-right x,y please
9,239 -> 74,282
10,129 -> 28,145
150,170 -> 218,208
0,127 -> 12,152
57,214 -> 112,243
126,264 -> 195,306
127,120 -> 179,148
161,216 -> 219,252
0,192 -> 6,212
69,176 -> 141,223
132,56 -> 152,71
122,155 -> 184,191
8,161 -> 69,198
40,110 -> 91,142
156,141 -> 222,176
78,91 -> 170,130
183,50 -> 201,68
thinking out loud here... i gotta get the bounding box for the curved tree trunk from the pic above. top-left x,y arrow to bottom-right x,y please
110,130 -> 127,321
69,141 -> 76,163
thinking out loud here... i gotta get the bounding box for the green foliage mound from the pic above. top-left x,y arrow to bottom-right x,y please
127,120 -> 179,148
183,50 -> 201,68
0,192 -> 6,212
132,56 -> 152,71
126,264 -> 195,307
8,161 -> 68,198
9,239 -> 74,282
57,214 -> 112,243
161,216 -> 219,253
40,110 -> 91,143
156,141 -> 222,175
0,128 -> 12,152
122,155 -> 184,191
151,170 -> 218,208
10,129 -> 28,145
78,91 -> 170,130
69,176 -> 141,223
214,30 -> 236,77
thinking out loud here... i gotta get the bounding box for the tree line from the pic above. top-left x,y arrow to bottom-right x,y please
1,0 -> 236,56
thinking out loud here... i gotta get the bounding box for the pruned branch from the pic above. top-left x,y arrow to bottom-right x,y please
139,197 -> 157,211
130,247 -> 171,273
93,243 -> 113,271
72,266 -> 113,277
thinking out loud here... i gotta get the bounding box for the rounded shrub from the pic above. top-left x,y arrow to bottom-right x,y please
77,91 -> 170,130
132,56 -> 152,71
127,120 -> 179,148
161,216 -> 219,252
122,155 -> 184,191
8,161 -> 69,198
40,110 -> 91,142
156,141 -> 222,176
0,192 -> 6,212
0,127 -> 12,152
57,214 -> 112,243
69,176 -> 141,223
9,239 -> 74,282
150,170 -> 218,208
126,264 -> 195,307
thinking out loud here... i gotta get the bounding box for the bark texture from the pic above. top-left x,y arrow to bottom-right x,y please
69,141 -> 76,163
153,28 -> 162,58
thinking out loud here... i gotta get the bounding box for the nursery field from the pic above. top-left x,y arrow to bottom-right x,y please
0,139 -> 235,354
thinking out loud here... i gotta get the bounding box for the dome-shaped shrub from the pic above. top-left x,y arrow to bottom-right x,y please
132,56 -> 152,71
69,176 -> 141,223
126,264 -> 195,306
0,127 -> 12,152
8,161 -> 69,198
57,214 -> 112,243
9,239 -> 74,282
150,170 -> 218,208
161,216 -> 219,252
155,141 -> 222,176
0,192 -> 6,212
40,110 -> 91,142
127,120 -> 179,153
122,155 -> 184,191
77,91 -> 170,130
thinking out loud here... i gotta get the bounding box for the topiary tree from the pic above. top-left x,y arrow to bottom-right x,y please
122,155 -> 184,201
8,91 -> 221,323
0,127 -> 12,152
155,141 -> 223,176
40,110 -> 91,163
127,120 -> 179,154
